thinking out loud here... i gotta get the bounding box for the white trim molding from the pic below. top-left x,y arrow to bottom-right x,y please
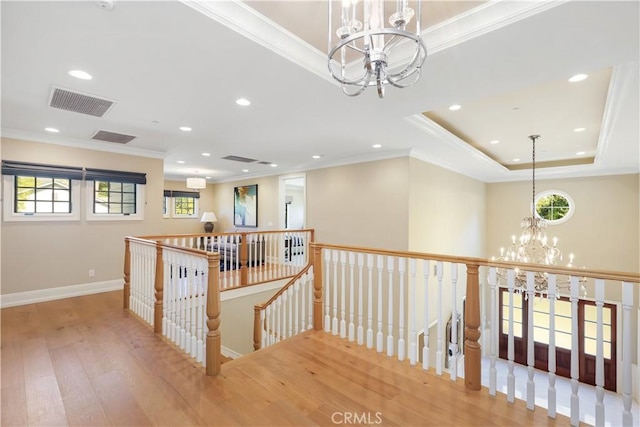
0,279 -> 123,308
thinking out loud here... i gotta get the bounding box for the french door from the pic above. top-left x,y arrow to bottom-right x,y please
498,290 -> 617,392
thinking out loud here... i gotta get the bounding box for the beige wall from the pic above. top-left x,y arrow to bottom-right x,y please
306,157 -> 411,250
1,137 -> 164,295
210,176 -> 280,233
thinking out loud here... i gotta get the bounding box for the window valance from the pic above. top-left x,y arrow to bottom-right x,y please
1,160 -> 83,180
85,167 -> 146,184
164,190 -> 200,198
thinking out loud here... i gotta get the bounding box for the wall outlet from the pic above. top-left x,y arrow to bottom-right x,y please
89,269 -> 95,277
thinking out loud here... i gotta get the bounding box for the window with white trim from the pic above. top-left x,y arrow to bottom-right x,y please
163,190 -> 200,219
535,190 -> 574,224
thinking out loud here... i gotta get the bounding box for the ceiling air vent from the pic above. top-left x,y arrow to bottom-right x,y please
49,86 -> 116,117
222,155 -> 257,163
257,161 -> 272,165
92,130 -> 136,144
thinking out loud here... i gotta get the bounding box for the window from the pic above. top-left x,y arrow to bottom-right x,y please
163,190 -> 200,219
2,160 -> 82,222
535,190 -> 574,224
93,181 -> 136,214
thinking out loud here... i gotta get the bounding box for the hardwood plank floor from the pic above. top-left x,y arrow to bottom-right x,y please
1,291 -> 575,426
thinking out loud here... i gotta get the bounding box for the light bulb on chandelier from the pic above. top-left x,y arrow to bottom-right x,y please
491,135 -> 587,298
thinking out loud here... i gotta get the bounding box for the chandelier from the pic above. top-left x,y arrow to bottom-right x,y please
492,135 -> 586,297
328,0 -> 427,98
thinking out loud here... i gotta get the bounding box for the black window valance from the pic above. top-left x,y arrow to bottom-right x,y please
1,160 -> 83,180
163,190 -> 200,199
2,160 -> 147,185
84,168 -> 146,184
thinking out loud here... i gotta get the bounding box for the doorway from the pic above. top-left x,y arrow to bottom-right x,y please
279,174 -> 306,230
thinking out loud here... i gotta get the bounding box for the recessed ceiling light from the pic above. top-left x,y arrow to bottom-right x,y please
205,176 -> 212,179
68,69 -> 92,80
513,158 -> 521,162
576,151 -> 586,156
270,163 -> 278,168
44,127 -> 60,133
236,98 -> 251,106
201,152 -> 211,157
179,126 -> 192,132
568,73 -> 588,82
242,169 -> 249,173
490,140 -> 499,145
449,104 -> 461,111
177,160 -> 185,164
574,127 -> 586,132
372,144 -> 382,148
312,155 -> 322,159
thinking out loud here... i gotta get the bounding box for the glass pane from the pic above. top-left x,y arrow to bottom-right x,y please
123,204 -> 135,214
96,181 -> 109,191
109,182 -> 122,192
53,202 -> 70,213
556,316 -> 572,334
94,202 -> 108,213
603,307 -> 611,324
555,300 -> 572,316
36,201 -> 53,213
95,191 -> 108,202
533,311 -> 549,328
38,189 -> 53,201
109,204 -> 122,214
123,193 -> 135,203
556,331 -> 572,350
36,177 -> 53,188
584,337 -> 611,359
16,176 -> 35,187
53,189 -> 70,201
122,183 -> 135,192
16,188 -> 35,201
54,178 -> 69,187
513,323 -> 522,337
17,201 -> 35,213
534,327 -> 550,344
109,193 -> 122,203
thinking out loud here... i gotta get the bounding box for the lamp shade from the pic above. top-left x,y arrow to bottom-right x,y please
186,177 -> 206,189
200,212 -> 217,223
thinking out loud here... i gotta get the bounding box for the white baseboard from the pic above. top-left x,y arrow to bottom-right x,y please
221,346 -> 243,360
0,279 -> 123,309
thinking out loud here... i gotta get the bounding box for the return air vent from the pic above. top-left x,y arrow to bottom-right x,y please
92,130 -> 136,144
49,86 -> 116,117
257,161 -> 272,165
222,155 -> 258,163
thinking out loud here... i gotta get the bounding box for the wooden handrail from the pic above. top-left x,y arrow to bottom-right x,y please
309,243 -> 640,283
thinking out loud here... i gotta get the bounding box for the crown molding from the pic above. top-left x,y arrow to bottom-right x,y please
1,128 -> 166,159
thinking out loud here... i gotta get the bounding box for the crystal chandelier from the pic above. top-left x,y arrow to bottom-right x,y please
328,0 -> 427,98
492,135 -> 586,296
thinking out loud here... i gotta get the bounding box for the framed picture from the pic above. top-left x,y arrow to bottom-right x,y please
234,184 -> 258,227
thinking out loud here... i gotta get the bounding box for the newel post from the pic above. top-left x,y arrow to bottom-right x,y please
239,232 -> 248,286
206,252 -> 222,376
464,262 -> 482,390
154,241 -> 164,334
253,305 -> 262,351
123,238 -> 131,309
312,243 -> 324,331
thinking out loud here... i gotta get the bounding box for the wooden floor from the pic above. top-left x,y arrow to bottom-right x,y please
1,291 -> 574,426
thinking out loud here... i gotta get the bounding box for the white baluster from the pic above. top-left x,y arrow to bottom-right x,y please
298,280 -> 304,333
348,252 -> 355,342
308,268 -> 314,330
450,263 -> 458,380
488,267 -> 497,396
422,260 -> 430,371
409,258 -> 416,366
339,251 -> 347,338
398,258 -> 406,361
507,269 -> 515,403
526,271 -> 535,410
436,261 -> 444,375
162,254 -> 169,336
324,249 -> 331,333
547,274 -> 557,418
595,278 -> 605,426
621,282 -> 633,427
386,256 -> 395,357
332,250 -> 339,335
570,276 -> 580,426
366,254 -> 374,349
376,255 -> 384,353
185,259 -> 193,355
276,295 -> 282,343
357,253 -> 364,346
260,309 -> 267,349
288,286 -> 293,338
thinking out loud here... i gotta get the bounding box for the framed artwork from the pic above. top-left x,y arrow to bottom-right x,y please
234,184 -> 258,227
